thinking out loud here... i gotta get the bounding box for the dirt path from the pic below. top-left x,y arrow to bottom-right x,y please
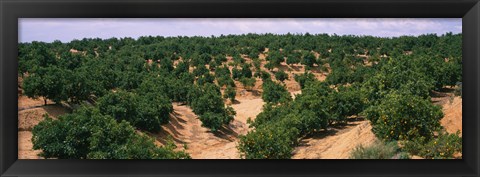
293,119 -> 377,159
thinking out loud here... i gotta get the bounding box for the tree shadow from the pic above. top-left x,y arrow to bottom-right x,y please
250,90 -> 262,97
169,113 -> 186,130
41,105 -> 72,117
171,111 -> 188,124
212,124 -> 240,142
150,131 -> 185,145
290,65 -> 302,71
297,129 -> 339,147
430,90 -> 450,98
298,117 -> 367,147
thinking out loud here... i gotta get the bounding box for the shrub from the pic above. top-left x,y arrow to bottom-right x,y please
193,65 -> 209,77
232,68 -> 242,80
239,77 -> 256,90
454,82 -> 462,98
264,62 -> 275,71
301,52 -> 316,68
362,92 -> 443,141
238,125 -> 298,159
261,80 -> 291,104
402,131 -> 462,159
190,83 -> 236,131
190,83 -> 224,115
325,85 -> 366,124
286,52 -> 301,65
97,90 -> 172,132
294,72 -> 316,89
275,70 -> 288,82
223,85 -> 236,102
32,107 -> 190,159
196,73 -> 215,86
199,108 -> 235,132
241,63 -> 253,78
255,70 -> 271,81
350,140 -> 405,159
23,66 -> 68,104
253,58 -> 261,69
361,57 -> 434,104
266,51 -> 284,66
217,76 -> 236,88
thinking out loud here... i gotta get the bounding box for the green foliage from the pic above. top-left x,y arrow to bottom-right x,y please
233,55 -> 245,65
286,52 -> 301,65
255,70 -> 271,81
253,58 -> 262,69
19,33 -> 462,159
223,85 -> 236,102
190,83 -> 224,115
266,51 -> 284,66
174,60 -> 190,76
189,83 -> 236,131
97,90 -> 172,132
23,66 -> 68,104
454,82 -> 462,98
196,73 -> 215,86
362,92 -> 443,141
274,70 -> 288,82
301,52 -> 317,68
238,125 -> 297,159
325,84 -> 366,124
402,131 -> 462,159
216,65 -> 235,87
294,72 -> 316,89
261,80 -> 291,104
32,107 -> 190,159
193,65 -> 209,77
232,67 -> 242,80
264,62 -> 275,71
361,57 -> 434,104
199,107 -> 235,132
350,140 -> 407,159
239,77 -> 256,90
240,63 -> 253,78
160,58 -> 174,72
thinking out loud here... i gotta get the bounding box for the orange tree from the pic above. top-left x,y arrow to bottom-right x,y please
32,106 -> 190,159
362,91 -> 443,141
261,80 -> 291,104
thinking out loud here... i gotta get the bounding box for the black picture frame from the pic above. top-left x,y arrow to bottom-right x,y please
1,0 -> 479,176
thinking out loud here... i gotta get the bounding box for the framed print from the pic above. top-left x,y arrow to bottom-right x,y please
1,0 -> 479,176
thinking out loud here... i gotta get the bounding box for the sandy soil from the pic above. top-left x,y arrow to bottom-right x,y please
18,95 -> 54,110
18,131 -> 43,159
17,51 -> 462,160
151,96 -> 264,159
440,96 -> 462,135
430,89 -> 462,135
18,106 -> 70,131
17,95 -> 70,159
293,119 -> 377,159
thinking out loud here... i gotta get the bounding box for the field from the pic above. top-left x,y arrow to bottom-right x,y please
18,33 -> 462,159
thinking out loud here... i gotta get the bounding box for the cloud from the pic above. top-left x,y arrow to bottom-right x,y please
19,18 -> 462,43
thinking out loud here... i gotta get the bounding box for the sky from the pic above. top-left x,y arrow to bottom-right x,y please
18,18 -> 462,43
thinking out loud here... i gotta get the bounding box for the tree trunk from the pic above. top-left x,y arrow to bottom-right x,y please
44,98 -> 47,106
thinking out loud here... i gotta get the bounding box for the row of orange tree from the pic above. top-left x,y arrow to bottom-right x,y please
19,32 -> 461,159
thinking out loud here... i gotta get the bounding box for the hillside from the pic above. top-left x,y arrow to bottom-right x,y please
18,33 -> 462,159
